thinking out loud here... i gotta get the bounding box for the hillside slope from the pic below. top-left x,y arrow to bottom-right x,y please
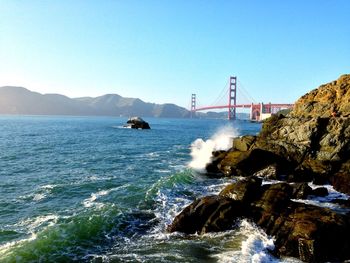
0,86 -> 190,118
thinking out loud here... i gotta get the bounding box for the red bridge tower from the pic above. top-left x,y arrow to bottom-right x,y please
228,76 -> 237,120
190,93 -> 196,118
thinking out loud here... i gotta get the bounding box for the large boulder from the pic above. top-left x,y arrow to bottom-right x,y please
218,148 -> 294,179
219,176 -> 262,202
231,135 -> 256,152
261,202 -> 350,262
330,160 -> 350,194
167,195 -> 247,234
124,117 -> 150,129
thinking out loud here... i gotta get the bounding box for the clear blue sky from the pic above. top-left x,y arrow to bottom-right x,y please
1,0 -> 349,108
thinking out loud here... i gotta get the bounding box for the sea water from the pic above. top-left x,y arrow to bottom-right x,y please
0,116 -> 301,262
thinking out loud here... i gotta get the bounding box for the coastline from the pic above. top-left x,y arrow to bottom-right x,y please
168,74 -> 350,262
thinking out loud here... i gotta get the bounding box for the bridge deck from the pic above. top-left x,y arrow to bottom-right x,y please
194,104 -> 294,111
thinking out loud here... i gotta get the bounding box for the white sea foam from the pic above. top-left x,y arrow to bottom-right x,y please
41,184 -> 56,190
291,183 -> 350,214
16,214 -> 59,231
33,193 -> 46,201
239,220 -> 276,263
0,232 -> 37,256
82,186 -> 129,208
29,214 -> 58,230
83,189 -> 110,208
189,125 -> 238,172
19,184 -> 55,202
209,220 -> 281,263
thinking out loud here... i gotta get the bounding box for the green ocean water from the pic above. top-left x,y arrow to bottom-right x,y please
0,116 -> 301,263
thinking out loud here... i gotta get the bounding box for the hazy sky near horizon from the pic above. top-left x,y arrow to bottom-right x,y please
1,1 -> 349,108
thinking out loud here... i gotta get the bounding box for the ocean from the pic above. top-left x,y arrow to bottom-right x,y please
0,116 -> 301,262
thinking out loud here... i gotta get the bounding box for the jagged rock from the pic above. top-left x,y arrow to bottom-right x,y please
252,183 -> 294,218
167,196 -> 247,234
217,150 -> 250,176
291,74 -> 350,118
219,176 -> 262,202
124,117 -> 150,129
260,75 -> 350,185
262,202 -> 350,262
218,148 -> 293,178
330,161 -> 350,194
210,74 -> 350,191
172,75 -> 350,262
168,177 -> 350,262
248,183 -> 350,261
205,150 -> 228,175
232,135 -> 256,152
290,183 -> 313,199
252,164 -> 278,180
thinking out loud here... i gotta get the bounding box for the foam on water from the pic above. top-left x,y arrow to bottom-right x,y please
208,220 -> 277,263
18,214 -> 59,231
18,184 -> 55,202
291,183 -> 350,214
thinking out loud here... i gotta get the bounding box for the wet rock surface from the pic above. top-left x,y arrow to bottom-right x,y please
169,74 -> 350,262
168,179 -> 350,262
166,195 -> 247,234
124,117 -> 150,129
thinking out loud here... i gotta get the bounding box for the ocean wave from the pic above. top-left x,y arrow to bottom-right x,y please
189,125 -> 238,172
0,205 -> 121,263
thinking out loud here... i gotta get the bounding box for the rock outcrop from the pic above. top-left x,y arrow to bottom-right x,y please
168,177 -> 350,262
216,74 -> 350,193
124,117 -> 151,129
169,74 -> 350,262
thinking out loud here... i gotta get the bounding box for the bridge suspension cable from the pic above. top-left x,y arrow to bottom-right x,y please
190,75 -> 294,121
209,79 -> 230,107
237,80 -> 256,104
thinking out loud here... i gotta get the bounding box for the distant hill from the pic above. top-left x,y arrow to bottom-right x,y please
0,86 -> 190,118
196,111 -> 250,120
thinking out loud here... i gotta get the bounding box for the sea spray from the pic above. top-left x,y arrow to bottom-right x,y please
189,125 -> 238,172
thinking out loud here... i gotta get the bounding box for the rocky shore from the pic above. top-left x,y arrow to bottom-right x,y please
168,74 -> 350,262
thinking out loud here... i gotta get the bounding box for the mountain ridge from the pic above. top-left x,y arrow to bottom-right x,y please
0,86 -> 190,118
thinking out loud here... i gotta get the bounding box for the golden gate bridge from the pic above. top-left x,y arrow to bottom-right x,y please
190,76 -> 294,121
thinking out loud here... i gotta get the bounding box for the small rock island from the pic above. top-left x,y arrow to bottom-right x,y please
168,74 -> 350,262
124,117 -> 150,129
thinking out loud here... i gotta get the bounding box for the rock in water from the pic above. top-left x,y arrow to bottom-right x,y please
167,196 -> 247,234
219,176 -> 262,202
168,178 -> 350,262
124,117 -> 150,129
